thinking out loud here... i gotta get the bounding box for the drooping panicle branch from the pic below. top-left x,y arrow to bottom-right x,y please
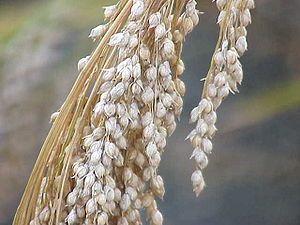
188,0 -> 254,196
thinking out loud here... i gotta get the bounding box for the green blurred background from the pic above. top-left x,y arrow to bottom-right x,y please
0,0 -> 299,224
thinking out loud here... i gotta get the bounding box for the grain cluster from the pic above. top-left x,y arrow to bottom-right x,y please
13,0 -> 254,224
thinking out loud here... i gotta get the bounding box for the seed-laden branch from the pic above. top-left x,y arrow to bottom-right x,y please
188,0 -> 255,196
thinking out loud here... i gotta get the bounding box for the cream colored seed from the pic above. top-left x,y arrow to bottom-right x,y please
89,24 -> 107,41
104,185 -> 115,201
126,21 -> 138,33
132,63 -> 141,79
176,61 -> 185,76
110,82 -> 125,99
142,112 -> 153,127
150,151 -> 161,167
66,209 -> 77,225
77,56 -> 90,72
116,136 -> 127,149
123,167 -> 133,184
218,85 -> 230,98
146,142 -> 158,158
186,0 -> 197,16
191,10 -> 200,26
104,102 -> 116,117
159,61 -> 171,77
214,71 -> 227,87
155,23 -> 166,40
66,191 -> 77,206
182,17 -> 194,35
152,210 -> 163,225
94,164 -> 105,178
226,49 -> 238,64
150,175 -> 165,199
126,186 -> 138,201
129,34 -> 138,48
201,137 -> 213,154
145,66 -> 157,81
196,119 -> 208,136
120,193 -> 131,211
109,32 -> 129,46
130,0 -> 144,19
156,102 -> 167,118
173,30 -> 184,43
92,127 -> 105,140
236,26 -> 247,38
49,111 -> 59,124
103,5 -> 117,20
191,170 -> 205,196
142,87 -> 155,104
208,83 -> 217,98
174,78 -> 186,96
95,193 -> 106,205
236,36 -> 248,55
120,67 -> 131,81
97,212 -> 108,225
161,38 -> 175,59
135,152 -> 145,168
195,150 -> 208,169
232,64 -> 243,83
241,8 -> 252,26
189,106 -> 200,123
149,12 -> 161,28
217,10 -> 226,24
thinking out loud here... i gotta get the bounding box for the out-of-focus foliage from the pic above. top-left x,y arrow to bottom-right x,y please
0,0 -> 299,225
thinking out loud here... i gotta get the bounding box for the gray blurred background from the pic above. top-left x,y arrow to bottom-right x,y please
0,0 -> 299,224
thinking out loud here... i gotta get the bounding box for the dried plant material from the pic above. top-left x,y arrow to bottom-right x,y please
14,0 -> 254,224
188,0 -> 255,196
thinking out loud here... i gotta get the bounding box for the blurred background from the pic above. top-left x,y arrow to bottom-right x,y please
0,0 -> 299,224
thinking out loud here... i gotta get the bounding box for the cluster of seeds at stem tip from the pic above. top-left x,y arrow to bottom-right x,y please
188,0 -> 254,196
29,1 -> 201,225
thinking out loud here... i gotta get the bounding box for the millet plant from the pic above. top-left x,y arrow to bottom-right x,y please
14,0 -> 254,224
